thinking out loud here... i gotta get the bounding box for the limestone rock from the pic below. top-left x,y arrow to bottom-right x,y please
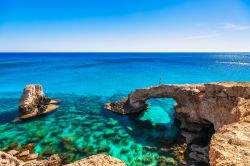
7,150 -> 19,156
209,116 -> 250,166
19,85 -> 45,115
65,154 -> 126,166
0,151 -> 62,166
19,150 -> 30,157
22,154 -> 62,166
18,85 -> 60,120
1,151 -> 125,166
105,82 -> 250,166
44,154 -> 62,166
0,151 -> 22,166
105,82 -> 250,130
27,154 -> 39,160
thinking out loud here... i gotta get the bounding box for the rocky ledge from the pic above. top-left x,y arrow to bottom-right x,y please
66,154 -> 126,166
105,82 -> 250,166
18,85 -> 60,120
0,151 -> 125,166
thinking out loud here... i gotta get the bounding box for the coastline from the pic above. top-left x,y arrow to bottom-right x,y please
106,82 -> 250,165
1,53 -> 250,165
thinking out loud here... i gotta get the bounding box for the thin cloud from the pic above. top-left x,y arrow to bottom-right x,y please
223,23 -> 250,31
184,33 -> 222,40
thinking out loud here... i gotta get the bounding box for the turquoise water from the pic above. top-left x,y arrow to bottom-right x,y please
0,53 -> 250,165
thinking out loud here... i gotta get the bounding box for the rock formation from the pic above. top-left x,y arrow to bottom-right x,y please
0,151 -> 125,166
65,154 -> 126,166
0,151 -> 62,166
105,82 -> 250,166
209,115 -> 250,166
18,85 -> 60,120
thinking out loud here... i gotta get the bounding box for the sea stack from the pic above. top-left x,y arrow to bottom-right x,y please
18,85 -> 60,120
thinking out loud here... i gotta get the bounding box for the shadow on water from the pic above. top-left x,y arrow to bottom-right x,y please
0,109 -> 19,124
0,98 -> 19,124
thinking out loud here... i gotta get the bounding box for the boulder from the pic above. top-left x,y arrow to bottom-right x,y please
7,150 -> 19,156
19,150 -> 30,157
27,154 -> 39,160
65,154 -> 126,166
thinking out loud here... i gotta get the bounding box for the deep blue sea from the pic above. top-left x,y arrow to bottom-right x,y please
0,53 -> 250,165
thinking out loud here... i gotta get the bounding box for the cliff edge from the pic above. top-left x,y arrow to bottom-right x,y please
105,82 -> 250,166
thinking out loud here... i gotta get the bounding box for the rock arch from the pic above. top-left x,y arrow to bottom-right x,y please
105,82 -> 250,165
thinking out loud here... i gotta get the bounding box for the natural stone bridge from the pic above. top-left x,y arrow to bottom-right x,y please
105,82 -> 250,166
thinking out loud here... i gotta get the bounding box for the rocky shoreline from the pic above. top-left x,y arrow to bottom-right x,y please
1,83 -> 249,166
0,150 -> 125,166
105,82 -> 250,166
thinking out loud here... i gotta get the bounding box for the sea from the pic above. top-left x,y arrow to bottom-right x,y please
0,52 -> 250,165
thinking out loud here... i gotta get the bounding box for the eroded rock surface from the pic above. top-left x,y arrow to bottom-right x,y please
18,85 -> 60,120
209,115 -> 250,166
0,151 -> 62,166
105,82 -> 250,166
0,152 -> 125,166
66,154 -> 126,166
105,82 -> 250,130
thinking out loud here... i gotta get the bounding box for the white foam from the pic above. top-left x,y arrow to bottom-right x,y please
217,61 -> 250,66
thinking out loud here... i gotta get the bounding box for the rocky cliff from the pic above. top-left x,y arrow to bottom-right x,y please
105,82 -> 250,166
209,115 -> 250,166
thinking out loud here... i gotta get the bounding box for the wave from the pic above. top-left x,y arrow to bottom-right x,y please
216,61 -> 250,66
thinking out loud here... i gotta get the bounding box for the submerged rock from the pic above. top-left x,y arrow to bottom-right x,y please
58,153 -> 75,164
120,148 -> 129,154
142,155 -> 153,164
6,143 -> 20,151
97,146 -> 110,153
17,85 -> 60,120
158,156 -> 177,166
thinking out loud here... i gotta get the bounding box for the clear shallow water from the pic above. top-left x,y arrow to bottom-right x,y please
0,53 -> 250,165
0,95 -> 178,165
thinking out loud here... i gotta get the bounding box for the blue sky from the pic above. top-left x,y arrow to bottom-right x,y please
0,0 -> 250,52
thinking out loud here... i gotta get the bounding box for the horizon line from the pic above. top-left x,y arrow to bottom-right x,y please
0,51 -> 250,54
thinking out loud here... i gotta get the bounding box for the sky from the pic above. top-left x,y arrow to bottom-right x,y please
0,0 -> 250,52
